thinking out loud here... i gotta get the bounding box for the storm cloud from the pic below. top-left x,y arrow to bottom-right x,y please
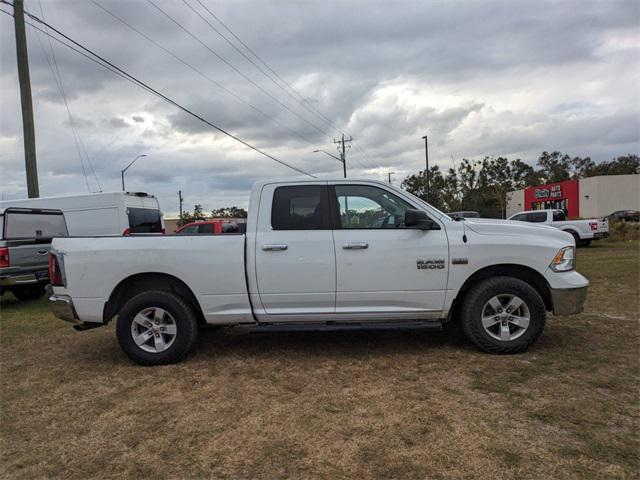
1,0 -> 638,214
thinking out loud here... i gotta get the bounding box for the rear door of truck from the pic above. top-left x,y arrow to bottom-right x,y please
253,182 -> 336,317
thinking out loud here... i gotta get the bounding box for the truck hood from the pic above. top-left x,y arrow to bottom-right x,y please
463,218 -> 573,243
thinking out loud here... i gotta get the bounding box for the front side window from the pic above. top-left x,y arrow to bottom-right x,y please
510,214 -> 526,221
198,224 -> 214,234
4,212 -> 68,239
271,185 -> 330,230
128,208 -> 162,233
333,185 -> 413,229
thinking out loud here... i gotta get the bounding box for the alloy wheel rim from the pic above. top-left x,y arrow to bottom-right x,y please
130,307 -> 177,353
481,294 -> 530,341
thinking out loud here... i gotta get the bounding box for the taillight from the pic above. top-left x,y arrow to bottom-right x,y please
589,222 -> 597,231
161,228 -> 166,235
48,253 -> 63,287
0,247 -> 9,268
123,228 -> 131,236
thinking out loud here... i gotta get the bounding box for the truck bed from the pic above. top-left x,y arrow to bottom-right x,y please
52,235 -> 253,324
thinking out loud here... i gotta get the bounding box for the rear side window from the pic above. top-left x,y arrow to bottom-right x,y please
526,212 -> 548,223
221,223 -> 238,233
552,211 -> 566,221
4,212 -> 68,239
198,224 -> 214,234
510,214 -> 526,221
271,185 -> 330,230
128,208 -> 162,233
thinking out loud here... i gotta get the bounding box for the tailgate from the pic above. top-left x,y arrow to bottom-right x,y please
588,218 -> 609,234
6,239 -> 51,277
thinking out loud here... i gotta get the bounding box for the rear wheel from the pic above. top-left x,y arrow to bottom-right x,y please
461,276 -> 545,354
12,284 -> 46,301
116,290 -> 198,366
579,239 -> 592,247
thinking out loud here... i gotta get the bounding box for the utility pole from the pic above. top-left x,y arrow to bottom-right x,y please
14,0 -> 39,197
333,134 -> 352,179
388,171 -> 395,184
422,135 -> 429,201
178,190 -> 183,220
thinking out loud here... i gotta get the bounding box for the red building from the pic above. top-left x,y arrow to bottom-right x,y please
523,179 -> 579,218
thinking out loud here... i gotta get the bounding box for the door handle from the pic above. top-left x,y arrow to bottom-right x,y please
37,249 -> 48,255
262,244 -> 288,251
343,242 -> 368,250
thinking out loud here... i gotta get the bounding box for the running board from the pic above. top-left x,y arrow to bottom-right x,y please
248,320 -> 442,334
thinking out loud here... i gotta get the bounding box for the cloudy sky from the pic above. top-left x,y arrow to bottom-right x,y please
1,0 -> 638,215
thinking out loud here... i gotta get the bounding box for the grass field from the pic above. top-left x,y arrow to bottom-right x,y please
1,241 -> 638,479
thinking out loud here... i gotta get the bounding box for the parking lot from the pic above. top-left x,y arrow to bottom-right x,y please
1,240 -> 638,479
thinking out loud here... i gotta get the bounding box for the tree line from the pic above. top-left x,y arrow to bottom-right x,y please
402,152 -> 639,218
178,205 -> 248,226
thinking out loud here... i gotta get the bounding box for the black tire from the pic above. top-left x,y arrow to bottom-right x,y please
579,239 -> 592,247
116,290 -> 198,366
568,230 -> 581,247
460,276 -> 545,354
12,284 -> 46,301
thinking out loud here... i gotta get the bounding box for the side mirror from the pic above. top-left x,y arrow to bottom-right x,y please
404,209 -> 440,230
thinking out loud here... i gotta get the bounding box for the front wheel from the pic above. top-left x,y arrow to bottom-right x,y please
460,276 -> 545,354
116,290 -> 198,366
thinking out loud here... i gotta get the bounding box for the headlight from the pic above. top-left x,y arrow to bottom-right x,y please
550,246 -> 575,272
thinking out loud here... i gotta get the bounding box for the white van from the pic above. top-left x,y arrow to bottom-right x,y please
0,192 -> 164,236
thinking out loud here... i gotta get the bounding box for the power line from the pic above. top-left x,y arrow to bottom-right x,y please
146,0 -> 333,139
89,0 -> 321,149
192,0 -> 384,170
1,6 -> 316,178
31,20 -> 91,192
33,0 -> 102,192
186,0 -> 342,135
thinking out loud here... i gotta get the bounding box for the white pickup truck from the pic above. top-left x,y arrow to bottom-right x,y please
507,209 -> 609,247
49,179 -> 589,365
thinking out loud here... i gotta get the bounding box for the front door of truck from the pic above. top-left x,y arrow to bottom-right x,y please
254,183 -> 336,317
330,184 -> 448,318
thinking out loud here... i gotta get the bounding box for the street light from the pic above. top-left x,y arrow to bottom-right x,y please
388,171 -> 395,184
121,154 -> 147,191
313,149 -> 346,178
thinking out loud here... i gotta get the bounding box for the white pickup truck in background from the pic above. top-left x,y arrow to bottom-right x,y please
49,180 -> 589,365
507,209 -> 609,247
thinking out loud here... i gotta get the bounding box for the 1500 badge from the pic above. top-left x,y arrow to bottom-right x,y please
417,259 -> 445,270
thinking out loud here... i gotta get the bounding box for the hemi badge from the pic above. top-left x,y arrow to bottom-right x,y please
452,258 -> 468,265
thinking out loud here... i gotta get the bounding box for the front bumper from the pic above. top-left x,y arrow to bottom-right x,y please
49,294 -> 80,324
550,286 -> 588,315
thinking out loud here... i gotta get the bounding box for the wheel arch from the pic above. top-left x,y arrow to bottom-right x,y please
103,273 -> 205,325
449,264 -> 552,322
